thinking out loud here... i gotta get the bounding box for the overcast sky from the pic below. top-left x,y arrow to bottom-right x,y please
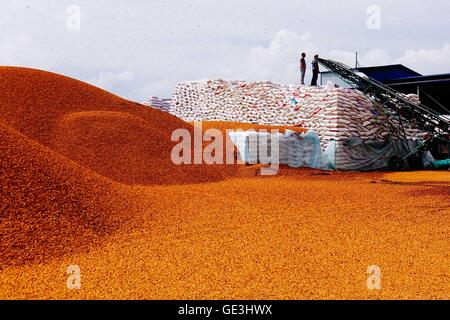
1,0 -> 449,100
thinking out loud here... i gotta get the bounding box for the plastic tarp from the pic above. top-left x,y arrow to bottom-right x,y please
227,131 -> 252,163
285,130 -> 323,169
228,130 -> 324,169
422,151 -> 436,169
431,159 -> 450,169
322,140 -> 337,170
228,130 -> 425,171
333,138 -> 422,171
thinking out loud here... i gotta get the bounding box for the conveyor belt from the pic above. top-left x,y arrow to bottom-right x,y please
317,58 -> 450,135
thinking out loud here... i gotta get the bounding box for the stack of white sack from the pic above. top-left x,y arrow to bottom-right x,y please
142,96 -> 172,112
172,80 -> 425,150
404,93 -> 421,105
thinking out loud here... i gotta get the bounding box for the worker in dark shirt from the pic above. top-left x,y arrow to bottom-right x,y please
300,53 -> 306,85
311,54 -> 320,86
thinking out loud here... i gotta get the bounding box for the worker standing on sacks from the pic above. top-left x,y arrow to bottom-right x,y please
311,55 -> 320,86
300,53 -> 307,85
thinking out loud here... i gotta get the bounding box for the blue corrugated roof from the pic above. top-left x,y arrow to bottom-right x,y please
385,73 -> 450,85
356,65 -> 422,82
321,64 -> 422,83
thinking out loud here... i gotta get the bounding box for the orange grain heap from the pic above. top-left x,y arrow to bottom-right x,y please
0,67 -> 235,266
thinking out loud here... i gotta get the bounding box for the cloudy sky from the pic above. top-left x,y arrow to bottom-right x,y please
1,0 -> 449,100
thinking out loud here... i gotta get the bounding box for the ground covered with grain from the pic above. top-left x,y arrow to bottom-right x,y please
0,67 -> 449,299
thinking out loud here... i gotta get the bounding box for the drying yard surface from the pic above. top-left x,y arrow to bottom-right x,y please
0,67 -> 449,300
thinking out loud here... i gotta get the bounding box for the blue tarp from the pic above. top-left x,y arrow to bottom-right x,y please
228,131 -> 424,171
228,130 -> 324,169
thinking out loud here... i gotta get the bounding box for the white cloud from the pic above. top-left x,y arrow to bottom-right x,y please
88,71 -> 135,93
246,30 -> 318,83
396,43 -> 450,75
1,1 -> 450,100
362,49 -> 392,66
244,30 -> 395,85
328,48 -> 392,67
243,29 -> 450,88
130,79 -> 175,102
